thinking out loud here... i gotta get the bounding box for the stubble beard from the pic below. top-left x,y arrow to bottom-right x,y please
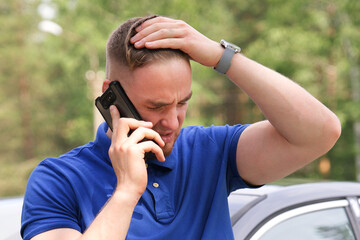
159,128 -> 181,157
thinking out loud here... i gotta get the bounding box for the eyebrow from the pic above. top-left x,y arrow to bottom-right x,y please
181,91 -> 193,103
146,91 -> 193,108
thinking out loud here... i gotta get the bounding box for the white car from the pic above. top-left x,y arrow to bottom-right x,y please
229,182 -> 360,239
0,197 -> 22,240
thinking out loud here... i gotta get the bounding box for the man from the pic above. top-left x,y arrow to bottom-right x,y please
21,15 -> 341,239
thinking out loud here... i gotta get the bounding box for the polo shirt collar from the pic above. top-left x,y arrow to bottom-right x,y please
95,122 -> 176,171
93,122 -> 112,164
147,148 -> 177,171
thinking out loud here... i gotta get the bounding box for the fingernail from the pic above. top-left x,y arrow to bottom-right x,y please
145,42 -> 153,47
134,40 -> 143,47
130,36 -> 137,43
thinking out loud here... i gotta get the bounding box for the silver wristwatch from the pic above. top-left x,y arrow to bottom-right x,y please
214,39 -> 241,74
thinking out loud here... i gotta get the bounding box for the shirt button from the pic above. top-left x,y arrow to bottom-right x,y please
152,182 -> 159,188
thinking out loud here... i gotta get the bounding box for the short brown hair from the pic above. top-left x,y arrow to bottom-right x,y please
106,15 -> 190,72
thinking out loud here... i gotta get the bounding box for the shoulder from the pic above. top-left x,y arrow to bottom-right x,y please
179,124 -> 250,143
36,140 -> 107,173
26,140 -> 111,198
174,124 -> 250,160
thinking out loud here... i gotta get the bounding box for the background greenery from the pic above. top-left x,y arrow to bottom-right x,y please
1,0 -> 359,197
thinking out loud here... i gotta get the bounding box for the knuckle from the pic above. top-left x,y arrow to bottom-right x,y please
117,118 -> 126,126
135,126 -> 145,134
108,147 -> 113,155
176,20 -> 187,27
159,28 -> 169,35
118,117 -> 129,123
127,145 -> 139,155
118,118 -> 134,128
137,126 -> 145,131
108,146 -> 116,157
134,31 -> 144,38
157,16 -> 167,22
109,143 -> 127,154
119,145 -> 127,153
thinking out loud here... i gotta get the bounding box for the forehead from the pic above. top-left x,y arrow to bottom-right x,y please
125,58 -> 192,102
134,58 -> 190,86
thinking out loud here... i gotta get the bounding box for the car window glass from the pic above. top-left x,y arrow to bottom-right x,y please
258,207 -> 355,240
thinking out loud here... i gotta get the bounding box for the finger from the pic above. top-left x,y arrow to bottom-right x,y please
117,118 -> 153,142
131,21 -> 187,46
144,38 -> 187,50
128,127 -> 165,147
136,20 -> 182,37
138,141 -> 165,162
125,119 -> 153,131
109,106 -> 130,146
110,105 -> 121,134
134,30 -> 186,49
135,16 -> 175,32
110,106 -> 153,143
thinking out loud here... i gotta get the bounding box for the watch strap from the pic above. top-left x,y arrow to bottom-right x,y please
214,46 -> 235,74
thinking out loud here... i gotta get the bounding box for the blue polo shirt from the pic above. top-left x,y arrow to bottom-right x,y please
21,122 -> 251,239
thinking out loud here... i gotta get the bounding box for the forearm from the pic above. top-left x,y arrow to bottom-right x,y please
81,189 -> 139,240
78,106 -> 164,240
227,54 -> 340,150
30,188 -> 139,240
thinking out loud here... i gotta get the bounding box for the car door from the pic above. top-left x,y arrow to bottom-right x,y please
248,199 -> 360,240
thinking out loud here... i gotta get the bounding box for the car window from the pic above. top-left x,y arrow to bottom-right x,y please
228,194 -> 260,217
251,200 -> 356,240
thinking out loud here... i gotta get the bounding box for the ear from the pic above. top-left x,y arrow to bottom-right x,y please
102,79 -> 111,93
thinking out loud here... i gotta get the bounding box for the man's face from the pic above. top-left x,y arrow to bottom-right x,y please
108,58 -> 192,157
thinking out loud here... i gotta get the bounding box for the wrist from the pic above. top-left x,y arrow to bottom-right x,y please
113,186 -> 143,208
214,39 -> 241,74
213,43 -> 225,68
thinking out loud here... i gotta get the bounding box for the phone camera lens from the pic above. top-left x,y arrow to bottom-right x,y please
102,90 -> 116,109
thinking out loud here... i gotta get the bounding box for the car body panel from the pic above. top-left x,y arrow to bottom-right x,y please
0,196 -> 23,240
230,182 -> 360,239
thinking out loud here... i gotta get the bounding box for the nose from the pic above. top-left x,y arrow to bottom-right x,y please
160,107 -> 180,131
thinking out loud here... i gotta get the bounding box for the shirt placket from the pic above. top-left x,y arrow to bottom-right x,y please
146,165 -> 175,223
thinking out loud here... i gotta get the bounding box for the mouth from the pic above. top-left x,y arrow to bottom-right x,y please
160,132 -> 174,144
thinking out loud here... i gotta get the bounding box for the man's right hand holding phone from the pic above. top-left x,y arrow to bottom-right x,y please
108,105 -> 165,200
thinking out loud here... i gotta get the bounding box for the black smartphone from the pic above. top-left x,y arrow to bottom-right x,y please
95,81 -> 142,131
95,81 -> 156,160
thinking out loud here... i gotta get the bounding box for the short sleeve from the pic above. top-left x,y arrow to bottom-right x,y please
196,124 -> 253,194
226,124 -> 253,193
21,160 -> 81,240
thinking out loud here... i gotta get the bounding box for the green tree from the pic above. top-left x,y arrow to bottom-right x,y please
1,0 -> 360,197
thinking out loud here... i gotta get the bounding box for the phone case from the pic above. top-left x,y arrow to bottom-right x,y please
95,81 -> 142,131
95,81 -> 156,160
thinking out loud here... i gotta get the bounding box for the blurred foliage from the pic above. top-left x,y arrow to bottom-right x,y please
0,0 -> 359,196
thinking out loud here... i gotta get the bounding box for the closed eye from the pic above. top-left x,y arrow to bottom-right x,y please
178,101 -> 188,106
145,91 -> 192,110
147,105 -> 165,111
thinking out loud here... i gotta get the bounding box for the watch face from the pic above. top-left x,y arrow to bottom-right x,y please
221,39 -> 241,53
